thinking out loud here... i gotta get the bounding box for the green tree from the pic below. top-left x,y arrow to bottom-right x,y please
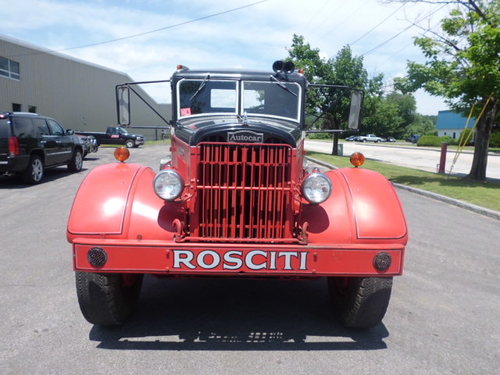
287,35 -> 385,153
393,0 -> 499,181
406,114 -> 437,137
362,95 -> 405,136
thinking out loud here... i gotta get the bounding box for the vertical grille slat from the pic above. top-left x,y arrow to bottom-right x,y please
195,143 -> 293,242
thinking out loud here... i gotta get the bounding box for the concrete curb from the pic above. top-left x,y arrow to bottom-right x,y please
305,156 -> 500,221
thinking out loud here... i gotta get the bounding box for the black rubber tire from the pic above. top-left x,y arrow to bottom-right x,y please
67,149 -> 83,172
328,276 -> 393,329
75,272 -> 143,326
125,140 -> 134,148
22,155 -> 44,184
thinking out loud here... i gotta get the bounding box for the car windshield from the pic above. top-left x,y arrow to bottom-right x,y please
177,79 -> 301,122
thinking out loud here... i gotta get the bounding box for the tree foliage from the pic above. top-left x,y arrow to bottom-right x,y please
287,35 -> 377,129
393,0 -> 499,180
287,34 -> 418,139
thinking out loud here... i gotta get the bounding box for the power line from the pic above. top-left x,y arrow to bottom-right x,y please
4,0 -> 268,58
349,3 -> 406,46
61,0 -> 269,51
361,3 -> 447,56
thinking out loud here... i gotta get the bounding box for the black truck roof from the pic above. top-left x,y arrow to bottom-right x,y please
171,66 -> 308,86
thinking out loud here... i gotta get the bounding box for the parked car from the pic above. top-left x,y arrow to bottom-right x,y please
357,134 -> 384,142
345,135 -> 358,141
76,126 -> 144,148
76,134 -> 98,157
384,136 -> 396,142
0,112 -> 84,183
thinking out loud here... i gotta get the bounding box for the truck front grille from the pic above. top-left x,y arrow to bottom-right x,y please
193,143 -> 294,242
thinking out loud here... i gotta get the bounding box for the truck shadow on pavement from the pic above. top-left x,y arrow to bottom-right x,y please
89,276 -> 389,351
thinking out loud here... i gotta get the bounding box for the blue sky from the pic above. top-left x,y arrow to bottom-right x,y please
1,0 -> 452,114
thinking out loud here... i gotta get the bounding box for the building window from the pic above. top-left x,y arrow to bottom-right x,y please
12,103 -> 21,112
0,56 -> 21,80
28,105 -> 37,113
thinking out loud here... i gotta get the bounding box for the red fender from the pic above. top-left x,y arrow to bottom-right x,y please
67,163 -> 183,243
300,167 -> 408,245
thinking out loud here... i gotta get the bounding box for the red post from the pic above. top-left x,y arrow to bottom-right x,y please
438,143 -> 448,174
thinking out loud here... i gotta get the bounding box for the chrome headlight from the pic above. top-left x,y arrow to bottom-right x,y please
302,173 -> 332,204
153,170 -> 184,201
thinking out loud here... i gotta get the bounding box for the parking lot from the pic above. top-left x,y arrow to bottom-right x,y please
1,145 -> 498,375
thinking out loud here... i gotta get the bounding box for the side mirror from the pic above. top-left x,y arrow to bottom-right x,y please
66,129 -> 74,135
348,90 -> 363,130
116,85 -> 131,126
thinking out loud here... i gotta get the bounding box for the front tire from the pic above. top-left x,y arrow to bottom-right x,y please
125,140 -> 134,148
328,276 -> 393,328
75,272 -> 143,326
22,155 -> 44,184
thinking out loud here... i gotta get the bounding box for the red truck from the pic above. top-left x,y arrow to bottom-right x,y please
67,62 -> 408,328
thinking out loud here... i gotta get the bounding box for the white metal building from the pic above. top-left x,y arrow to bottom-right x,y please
0,35 -> 170,140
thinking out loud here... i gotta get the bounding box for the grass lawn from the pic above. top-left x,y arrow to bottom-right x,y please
307,151 -> 500,212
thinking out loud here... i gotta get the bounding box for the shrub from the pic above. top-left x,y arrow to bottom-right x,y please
307,132 -> 332,140
417,135 -> 454,147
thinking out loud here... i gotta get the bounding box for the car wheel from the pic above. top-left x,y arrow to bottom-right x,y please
75,272 -> 143,326
125,140 -> 135,148
68,149 -> 83,172
328,276 -> 393,328
22,155 -> 44,184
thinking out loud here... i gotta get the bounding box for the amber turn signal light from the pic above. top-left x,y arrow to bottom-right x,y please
114,147 -> 130,162
350,152 -> 365,167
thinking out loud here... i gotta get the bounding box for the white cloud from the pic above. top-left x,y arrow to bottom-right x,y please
414,89 -> 448,116
2,0 -> 454,113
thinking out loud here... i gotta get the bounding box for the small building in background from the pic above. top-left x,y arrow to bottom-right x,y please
435,110 -> 476,140
0,35 -> 171,140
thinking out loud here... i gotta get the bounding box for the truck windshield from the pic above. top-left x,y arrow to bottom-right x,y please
178,80 -> 237,118
177,79 -> 301,122
242,81 -> 300,121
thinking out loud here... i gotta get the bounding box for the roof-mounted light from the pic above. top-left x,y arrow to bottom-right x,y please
272,60 -> 295,74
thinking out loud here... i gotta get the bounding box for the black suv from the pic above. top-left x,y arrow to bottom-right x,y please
0,112 -> 84,183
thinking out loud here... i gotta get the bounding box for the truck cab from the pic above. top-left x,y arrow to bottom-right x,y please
67,62 -> 408,329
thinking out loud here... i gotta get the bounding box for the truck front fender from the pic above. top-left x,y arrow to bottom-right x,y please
67,163 -> 183,243
300,167 -> 408,244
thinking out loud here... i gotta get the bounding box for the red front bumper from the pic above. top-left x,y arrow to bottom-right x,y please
72,239 -> 404,277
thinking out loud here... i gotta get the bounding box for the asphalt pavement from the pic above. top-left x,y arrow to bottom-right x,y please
0,145 -> 498,375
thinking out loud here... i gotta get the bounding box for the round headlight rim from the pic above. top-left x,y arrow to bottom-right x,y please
302,172 -> 332,204
153,169 -> 184,201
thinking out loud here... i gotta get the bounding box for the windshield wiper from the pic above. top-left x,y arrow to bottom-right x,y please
190,74 -> 210,102
270,75 -> 297,97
